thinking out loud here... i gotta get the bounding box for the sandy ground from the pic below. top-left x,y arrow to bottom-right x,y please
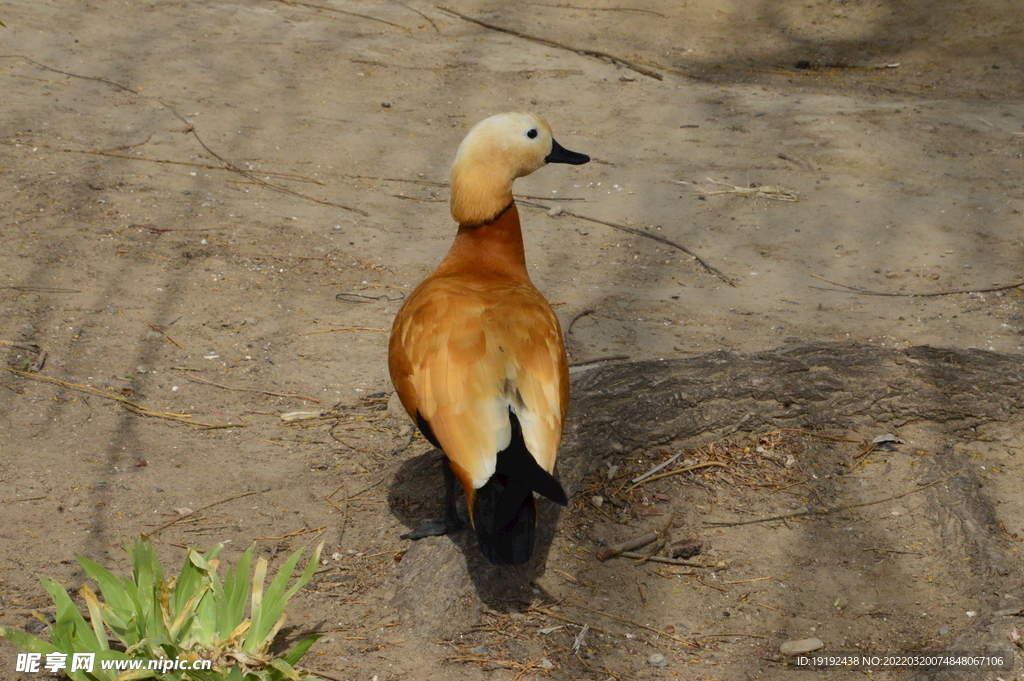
2,0 -> 1024,679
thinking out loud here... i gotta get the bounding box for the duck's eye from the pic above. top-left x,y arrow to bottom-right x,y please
527,128 -> 538,139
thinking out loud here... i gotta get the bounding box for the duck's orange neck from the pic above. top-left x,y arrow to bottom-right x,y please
437,202 -> 529,281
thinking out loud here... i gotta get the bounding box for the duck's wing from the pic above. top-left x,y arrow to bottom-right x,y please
388,276 -> 568,491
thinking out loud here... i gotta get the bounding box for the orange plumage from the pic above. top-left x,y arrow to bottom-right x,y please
388,113 -> 589,565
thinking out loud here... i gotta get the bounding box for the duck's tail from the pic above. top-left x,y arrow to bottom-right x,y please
472,411 -> 567,566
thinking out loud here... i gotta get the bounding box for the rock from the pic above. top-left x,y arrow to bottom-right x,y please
647,653 -> 668,667
540,657 -> 554,669
468,645 -> 489,655
670,540 -> 703,559
503,639 -> 528,662
779,638 -> 824,656
547,205 -> 562,217
591,495 -> 604,508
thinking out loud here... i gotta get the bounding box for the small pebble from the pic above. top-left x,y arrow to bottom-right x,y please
137,366 -> 147,374
591,495 -> 604,508
468,645 -> 489,655
939,626 -> 950,635
647,653 -> 668,667
548,205 -> 563,217
144,329 -> 163,341
540,657 -> 554,670
780,638 -> 824,656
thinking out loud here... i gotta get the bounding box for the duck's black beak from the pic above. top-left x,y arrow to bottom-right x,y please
545,138 -> 590,165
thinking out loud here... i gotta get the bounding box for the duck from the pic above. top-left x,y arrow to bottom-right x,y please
388,112 -> 589,566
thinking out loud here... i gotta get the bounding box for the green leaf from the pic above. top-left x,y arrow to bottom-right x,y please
246,543 -> 322,653
244,556 -> 269,653
78,584 -> 111,651
0,624 -> 59,655
219,544 -> 254,638
41,576 -> 103,653
173,548 -> 211,618
77,554 -> 134,619
280,633 -> 322,667
281,543 -> 322,606
265,657 -> 302,680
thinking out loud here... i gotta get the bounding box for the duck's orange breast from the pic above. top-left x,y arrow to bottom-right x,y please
388,203 -> 569,500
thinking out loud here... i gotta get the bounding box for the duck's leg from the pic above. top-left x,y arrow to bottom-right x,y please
400,456 -> 468,539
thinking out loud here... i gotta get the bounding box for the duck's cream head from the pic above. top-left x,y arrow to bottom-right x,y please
450,112 -> 589,226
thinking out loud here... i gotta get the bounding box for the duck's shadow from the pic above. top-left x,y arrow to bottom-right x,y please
387,448 -> 562,610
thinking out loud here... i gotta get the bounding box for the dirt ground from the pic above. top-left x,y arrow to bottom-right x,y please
2,0 -> 1024,679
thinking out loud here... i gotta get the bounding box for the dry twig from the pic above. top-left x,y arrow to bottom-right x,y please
681,178 -> 798,202
148,488 -> 270,534
270,0 -> 410,29
295,326 -> 388,336
519,200 -> 736,286
147,322 -> 185,351
566,601 -> 697,647
162,101 -> 369,215
626,461 -> 729,492
618,551 -> 715,567
183,373 -> 321,403
1,367 -> 243,428
810,273 -> 1024,298
437,7 -> 662,80
0,54 -> 133,91
596,531 -> 658,561
705,470 -> 961,527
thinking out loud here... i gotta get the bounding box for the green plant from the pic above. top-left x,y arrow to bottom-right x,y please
0,537 -> 323,680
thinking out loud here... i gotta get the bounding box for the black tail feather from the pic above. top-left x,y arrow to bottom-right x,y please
472,411 -> 566,566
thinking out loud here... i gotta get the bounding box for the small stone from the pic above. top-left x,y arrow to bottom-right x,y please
540,657 -> 554,670
137,366 -> 148,374
780,638 -> 824,656
591,495 -> 604,508
548,205 -> 563,217
647,653 -> 668,667
503,639 -> 528,662
670,540 -> 703,559
145,329 -> 163,341
939,626 -> 950,635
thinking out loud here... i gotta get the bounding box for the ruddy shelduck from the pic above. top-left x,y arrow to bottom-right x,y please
389,112 -> 589,565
